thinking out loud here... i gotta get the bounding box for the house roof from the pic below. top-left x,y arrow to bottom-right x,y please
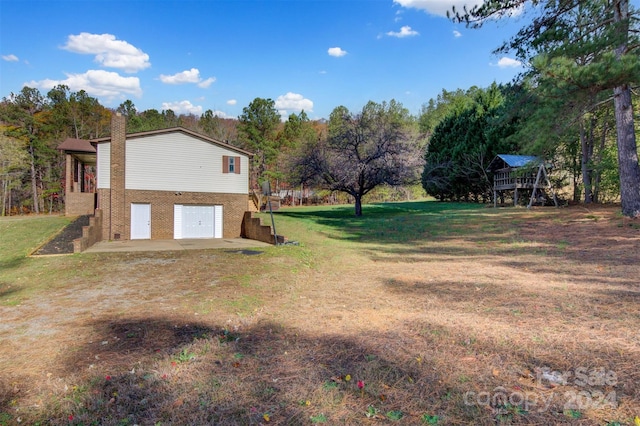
57,138 -> 97,165
92,127 -> 254,157
487,154 -> 540,172
57,138 -> 96,153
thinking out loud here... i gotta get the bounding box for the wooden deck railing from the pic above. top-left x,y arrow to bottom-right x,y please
493,171 -> 537,190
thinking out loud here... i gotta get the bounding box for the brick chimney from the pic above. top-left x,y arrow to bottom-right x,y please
110,113 -> 126,239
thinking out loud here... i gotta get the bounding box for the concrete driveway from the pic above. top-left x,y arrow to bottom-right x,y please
83,238 -> 272,253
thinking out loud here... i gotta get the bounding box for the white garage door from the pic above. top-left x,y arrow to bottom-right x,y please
174,205 -> 222,239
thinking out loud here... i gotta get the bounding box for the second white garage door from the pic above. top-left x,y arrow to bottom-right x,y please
174,205 -> 223,239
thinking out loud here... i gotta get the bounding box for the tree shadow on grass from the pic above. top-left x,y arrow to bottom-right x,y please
10,312 -> 637,425
0,257 -> 27,276
0,281 -> 21,300
31,317 -> 474,425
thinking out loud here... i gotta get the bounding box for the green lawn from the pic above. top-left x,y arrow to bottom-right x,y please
0,215 -> 73,306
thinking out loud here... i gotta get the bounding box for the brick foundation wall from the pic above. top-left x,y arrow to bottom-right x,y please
122,190 -> 247,240
97,188 -> 111,241
98,182 -> 248,241
73,209 -> 103,252
241,211 -> 285,245
65,193 -> 96,216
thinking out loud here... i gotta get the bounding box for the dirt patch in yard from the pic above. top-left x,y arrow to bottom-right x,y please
1,204 -> 639,425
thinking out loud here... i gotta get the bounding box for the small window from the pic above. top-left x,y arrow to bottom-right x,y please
223,155 -> 241,174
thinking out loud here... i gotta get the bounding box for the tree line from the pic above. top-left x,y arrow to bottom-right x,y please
1,0 -> 639,217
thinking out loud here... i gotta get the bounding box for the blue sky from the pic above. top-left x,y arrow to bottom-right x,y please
1,0 -> 529,120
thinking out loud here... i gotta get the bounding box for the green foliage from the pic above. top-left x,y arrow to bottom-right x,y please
280,111 -> 326,200
422,413 -> 440,424
365,405 -> 379,418
310,413 -> 328,423
564,409 -> 582,419
421,83 -> 520,202
237,97 -> 282,185
0,86 -> 111,215
0,134 -> 29,216
0,87 -> 55,214
175,348 -> 196,363
322,381 -> 338,390
48,86 -> 110,139
418,87 -> 479,137
386,410 -> 404,420
0,412 -> 13,425
199,109 -> 224,139
452,0 -> 640,215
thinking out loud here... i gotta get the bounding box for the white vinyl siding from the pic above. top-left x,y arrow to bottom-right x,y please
96,142 -> 111,189
125,133 -> 248,194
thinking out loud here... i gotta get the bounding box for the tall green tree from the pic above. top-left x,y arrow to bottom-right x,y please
163,109 -> 179,127
47,85 -> 110,139
0,133 -> 29,216
237,98 -> 282,188
0,87 -> 51,213
422,84 -> 520,201
419,85 -> 522,202
452,0 -> 640,216
199,109 -> 223,139
116,102 -> 184,133
294,100 -> 424,216
280,111 -> 322,195
418,87 -> 480,138
117,100 -> 137,119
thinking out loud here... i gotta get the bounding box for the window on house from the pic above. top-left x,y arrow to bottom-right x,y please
223,155 -> 241,174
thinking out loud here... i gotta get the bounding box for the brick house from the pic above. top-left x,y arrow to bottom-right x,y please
59,113 -> 254,243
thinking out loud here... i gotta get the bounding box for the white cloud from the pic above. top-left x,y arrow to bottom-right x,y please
210,110 -> 232,119
393,0 -> 484,17
159,68 -> 200,84
27,69 -> 142,99
275,92 -> 314,114
328,47 -> 347,57
386,25 -> 419,38
158,68 -> 216,89
62,32 -> 151,73
161,100 -> 203,115
453,30 -> 462,38
226,99 -> 237,106
494,57 -> 522,68
2,54 -> 19,62
198,77 -> 216,88
159,68 -> 216,88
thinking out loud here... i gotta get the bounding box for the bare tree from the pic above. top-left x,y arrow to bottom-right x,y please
295,100 -> 424,216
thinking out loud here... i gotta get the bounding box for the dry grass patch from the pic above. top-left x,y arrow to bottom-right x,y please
1,203 -> 639,425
